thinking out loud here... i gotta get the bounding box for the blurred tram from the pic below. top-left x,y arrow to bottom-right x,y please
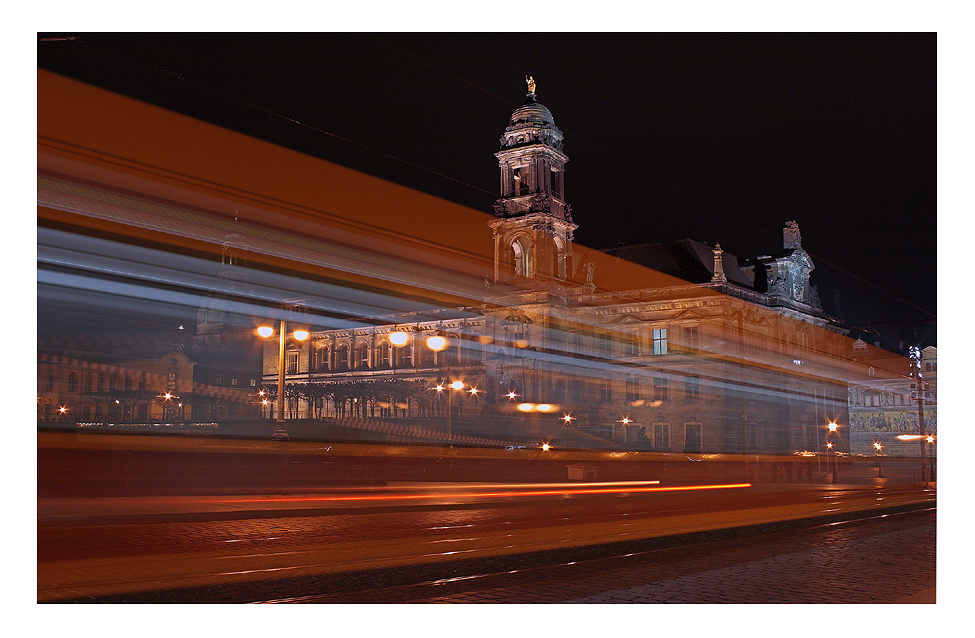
37,71 -> 929,471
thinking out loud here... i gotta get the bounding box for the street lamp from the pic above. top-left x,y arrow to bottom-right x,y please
446,378 -> 465,438
426,334 -> 447,353
433,377 -> 466,440
426,332 -> 451,438
390,331 -> 409,346
827,422 -> 838,484
926,435 -> 936,482
258,320 -> 309,440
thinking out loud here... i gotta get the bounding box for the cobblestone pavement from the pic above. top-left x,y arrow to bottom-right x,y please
40,490 -> 936,604
328,509 -> 936,604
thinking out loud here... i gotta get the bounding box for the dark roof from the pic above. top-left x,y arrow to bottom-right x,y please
600,239 -> 755,289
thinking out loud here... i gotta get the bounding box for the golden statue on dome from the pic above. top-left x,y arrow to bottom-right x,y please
526,75 -> 536,93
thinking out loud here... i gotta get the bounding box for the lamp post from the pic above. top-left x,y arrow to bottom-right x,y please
874,441 -> 884,478
827,421 -> 838,484
926,435 -> 936,482
437,377 -> 465,439
426,333 -> 450,438
258,320 -> 308,440
909,346 -> 929,484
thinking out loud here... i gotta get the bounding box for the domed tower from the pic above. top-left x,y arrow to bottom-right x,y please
195,229 -> 251,346
490,77 -> 577,286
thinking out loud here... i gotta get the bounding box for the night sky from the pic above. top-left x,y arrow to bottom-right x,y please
37,32 -> 937,347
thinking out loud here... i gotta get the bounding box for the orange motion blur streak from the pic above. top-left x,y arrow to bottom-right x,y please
208,482 -> 752,504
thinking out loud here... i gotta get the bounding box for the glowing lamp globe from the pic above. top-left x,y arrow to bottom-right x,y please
390,331 -> 409,346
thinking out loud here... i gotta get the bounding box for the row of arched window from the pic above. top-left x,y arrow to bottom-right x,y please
61,371 -> 148,393
509,233 -> 568,280
307,335 -> 484,373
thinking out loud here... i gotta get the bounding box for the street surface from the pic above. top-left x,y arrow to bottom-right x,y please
37,432 -> 938,604
291,508 -> 937,603
38,482 -> 935,603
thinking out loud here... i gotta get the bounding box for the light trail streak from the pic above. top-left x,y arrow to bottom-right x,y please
202,481 -> 750,504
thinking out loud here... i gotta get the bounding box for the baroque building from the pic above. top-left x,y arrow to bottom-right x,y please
262,80 -> 857,455
37,332 -> 195,424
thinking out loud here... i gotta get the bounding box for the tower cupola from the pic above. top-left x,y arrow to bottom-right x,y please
493,76 -> 571,222
490,78 -> 577,286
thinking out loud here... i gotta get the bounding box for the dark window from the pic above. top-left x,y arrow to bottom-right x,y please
654,423 -> 670,449
622,333 -> 638,356
654,377 -> 669,401
685,423 -> 702,452
625,377 -> 640,403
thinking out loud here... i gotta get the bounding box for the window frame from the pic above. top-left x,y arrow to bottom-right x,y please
652,327 -> 668,355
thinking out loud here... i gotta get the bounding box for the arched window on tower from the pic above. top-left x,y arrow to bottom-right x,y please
512,236 -> 533,279
514,167 -> 530,196
553,236 -> 567,280
551,168 -> 563,199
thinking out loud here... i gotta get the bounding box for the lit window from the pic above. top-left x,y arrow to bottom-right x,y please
231,376 -> 239,387
287,352 -> 299,374
653,328 -> 668,355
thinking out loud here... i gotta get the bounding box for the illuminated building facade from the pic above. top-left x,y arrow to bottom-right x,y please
264,82 -> 856,454
847,344 -> 936,457
37,342 -> 195,424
